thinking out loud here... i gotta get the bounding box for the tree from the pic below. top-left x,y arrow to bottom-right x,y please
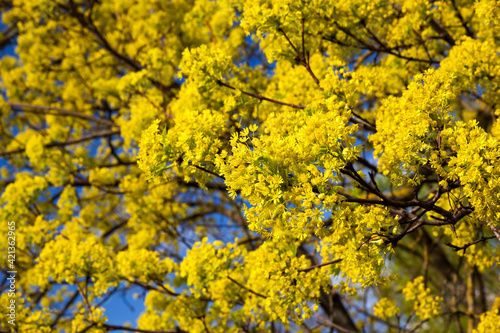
0,0 -> 499,332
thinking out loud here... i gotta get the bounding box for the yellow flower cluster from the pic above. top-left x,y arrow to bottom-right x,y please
137,238 -> 330,329
473,309 -> 500,333
218,109 -> 357,237
31,222 -> 117,297
3,0 -> 500,330
137,119 -> 164,181
475,0 -> 500,27
373,297 -> 399,320
244,241 -> 330,323
139,109 -> 226,186
403,276 -> 443,320
444,217 -> 496,272
120,175 -> 189,248
117,248 -> 178,283
371,68 -> 458,186
320,206 -> 397,289
443,121 -> 500,221
179,44 -> 235,89
0,173 -> 48,222
0,293 -> 51,332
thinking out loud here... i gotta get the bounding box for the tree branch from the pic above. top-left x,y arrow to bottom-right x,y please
227,275 -> 267,299
279,26 -> 321,87
0,129 -> 120,157
7,102 -> 118,128
50,291 -> 79,328
102,324 -> 187,333
299,258 -> 342,273
216,80 -> 306,109
445,235 -> 496,253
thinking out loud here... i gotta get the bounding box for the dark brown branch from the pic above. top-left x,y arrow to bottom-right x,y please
390,2 -> 455,46
64,2 -> 176,98
350,110 -> 376,131
67,3 -> 141,72
279,27 -> 321,86
351,305 -> 411,332
131,279 -> 179,297
337,163 -> 474,247
190,163 -> 224,179
181,180 -> 227,192
322,33 -> 438,64
390,220 -> 423,246
77,322 -> 96,333
50,291 -> 79,328
427,16 -> 456,46
355,157 -> 378,173
299,258 -> 342,273
359,19 -> 385,48
102,324 -> 186,333
227,275 -> 267,299
451,0 -> 475,38
0,23 -> 18,51
0,130 -> 120,157
341,164 -> 387,201
301,18 -> 306,59
216,80 -> 306,109
445,236 -> 496,253
7,102 -> 118,127
102,219 -> 129,239
337,191 -> 387,206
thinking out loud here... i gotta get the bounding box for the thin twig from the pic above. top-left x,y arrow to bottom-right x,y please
7,102 -> 118,128
227,275 -> 267,299
351,110 -> 376,129
299,258 -> 342,273
216,80 -> 306,109
103,323 -> 185,333
0,130 -> 120,157
279,26 -> 321,86
190,163 -> 224,179
50,291 -> 79,328
444,236 -> 496,253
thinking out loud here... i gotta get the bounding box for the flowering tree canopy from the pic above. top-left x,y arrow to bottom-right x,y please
1,0 -> 500,332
